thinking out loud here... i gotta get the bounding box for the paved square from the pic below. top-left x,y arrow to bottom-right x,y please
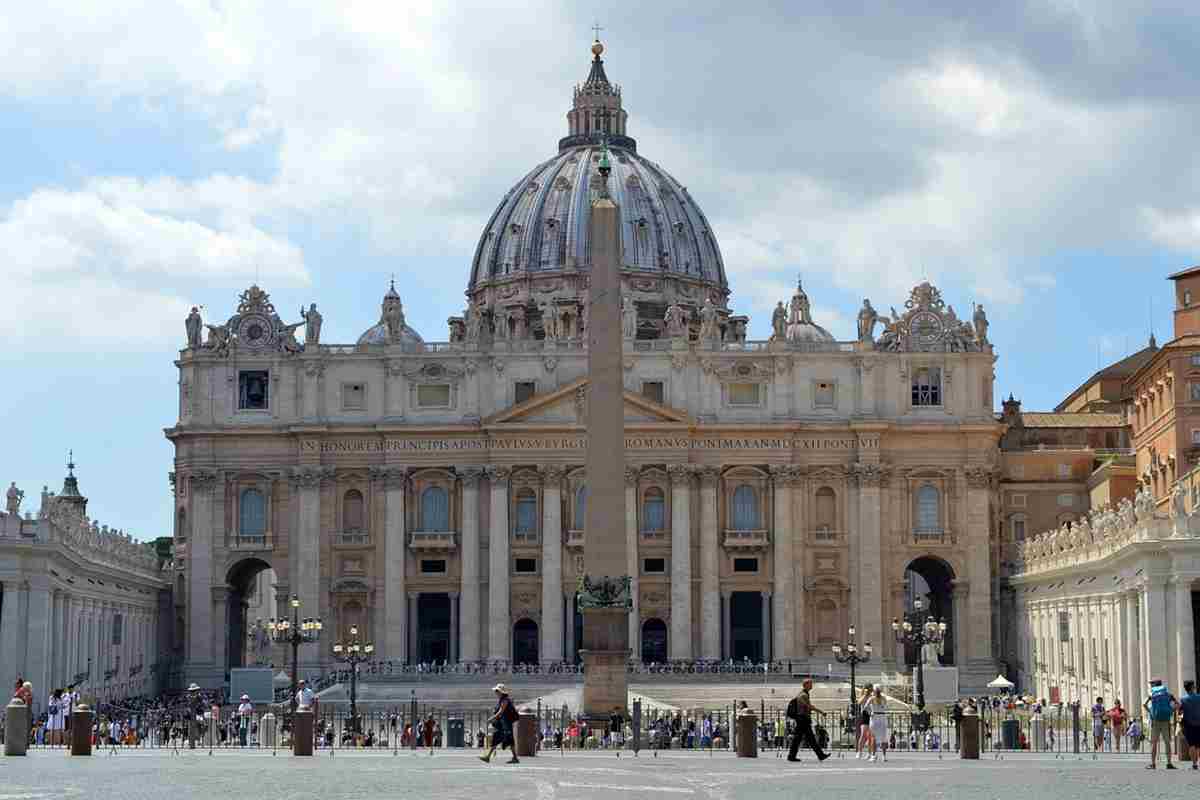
3,750 -> 1198,800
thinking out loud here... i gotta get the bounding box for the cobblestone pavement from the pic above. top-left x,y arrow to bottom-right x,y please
2,750 -> 1198,800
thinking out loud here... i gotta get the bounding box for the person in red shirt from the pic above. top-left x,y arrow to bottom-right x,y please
1108,700 -> 1127,752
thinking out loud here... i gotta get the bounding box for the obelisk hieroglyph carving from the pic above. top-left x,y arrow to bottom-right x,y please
579,143 -> 632,720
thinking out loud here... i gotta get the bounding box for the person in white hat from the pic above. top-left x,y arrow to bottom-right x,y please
479,684 -> 519,765
237,694 -> 254,747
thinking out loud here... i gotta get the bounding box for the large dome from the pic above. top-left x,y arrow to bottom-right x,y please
463,41 -> 728,339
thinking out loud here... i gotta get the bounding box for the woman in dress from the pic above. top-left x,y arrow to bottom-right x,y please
46,688 -> 66,746
856,684 -> 874,758
865,688 -> 890,762
1108,699 -> 1127,752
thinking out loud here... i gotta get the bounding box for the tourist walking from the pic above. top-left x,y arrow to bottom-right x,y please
786,678 -> 830,763
1108,700 -> 1127,752
1144,679 -> 1180,769
865,688 -> 889,762
1091,697 -> 1107,751
479,683 -> 519,765
1180,680 -> 1200,770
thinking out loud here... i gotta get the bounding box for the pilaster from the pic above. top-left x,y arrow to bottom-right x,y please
541,466 -> 565,663
698,466 -> 720,660
667,464 -> 693,659
459,467 -> 484,662
486,466 -> 512,660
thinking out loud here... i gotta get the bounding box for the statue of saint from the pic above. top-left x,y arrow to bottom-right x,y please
921,639 -> 943,667
973,304 -> 989,345
621,295 -> 638,339
493,307 -> 509,341
464,304 -> 483,343
540,302 -> 558,341
448,317 -> 465,343
6,482 -> 23,516
698,297 -> 720,342
185,307 -> 203,349
770,301 -> 787,341
382,293 -> 406,344
1171,482 -> 1187,521
204,323 -> 231,356
664,302 -> 688,339
857,299 -> 879,342
300,303 -> 323,345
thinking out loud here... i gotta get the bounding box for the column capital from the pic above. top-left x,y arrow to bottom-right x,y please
696,466 -> 721,487
458,466 -> 485,487
624,466 -> 640,486
187,470 -> 219,493
667,463 -> 694,486
289,466 -> 335,489
542,465 -> 567,485
485,465 -> 512,486
448,591 -> 460,600
851,462 -> 890,488
369,465 -> 409,490
769,465 -> 803,487
964,466 -> 996,490
407,591 -> 420,601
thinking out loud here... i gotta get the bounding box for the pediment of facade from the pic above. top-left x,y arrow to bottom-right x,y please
484,377 -> 691,426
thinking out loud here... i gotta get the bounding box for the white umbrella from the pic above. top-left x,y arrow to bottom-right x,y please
987,674 -> 1015,690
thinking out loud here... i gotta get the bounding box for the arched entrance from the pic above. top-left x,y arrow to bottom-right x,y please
225,558 -> 277,675
730,592 -> 764,662
417,594 -> 451,664
513,619 -> 539,665
903,556 -> 955,666
641,618 -> 668,663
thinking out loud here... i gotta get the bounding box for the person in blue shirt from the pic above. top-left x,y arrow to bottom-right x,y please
1180,680 -> 1200,771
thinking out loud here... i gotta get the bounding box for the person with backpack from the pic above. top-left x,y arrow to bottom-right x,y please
479,683 -> 520,764
786,678 -> 830,763
1143,679 -> 1180,769
1179,680 -> 1200,770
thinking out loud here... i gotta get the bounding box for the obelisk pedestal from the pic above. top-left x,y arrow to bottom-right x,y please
579,145 -> 632,723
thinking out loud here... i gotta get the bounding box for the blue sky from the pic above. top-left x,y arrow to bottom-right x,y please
1,2 -> 1195,539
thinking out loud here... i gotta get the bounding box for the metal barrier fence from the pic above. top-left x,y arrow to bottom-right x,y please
1,699 -> 1177,759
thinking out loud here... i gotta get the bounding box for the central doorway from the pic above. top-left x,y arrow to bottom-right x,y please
730,592 -> 764,662
513,619 -> 539,664
417,593 -> 451,664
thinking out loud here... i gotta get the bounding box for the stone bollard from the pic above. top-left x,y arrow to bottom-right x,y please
260,713 -> 277,748
735,712 -> 758,758
514,711 -> 537,758
292,707 -> 314,756
4,699 -> 29,756
70,704 -> 94,756
959,711 -> 980,760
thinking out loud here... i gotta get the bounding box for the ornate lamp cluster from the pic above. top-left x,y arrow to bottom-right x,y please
892,597 -> 947,715
832,625 -> 872,726
266,595 -> 322,713
332,624 -> 374,732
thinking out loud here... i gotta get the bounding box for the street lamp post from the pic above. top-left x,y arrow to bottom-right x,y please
332,625 -> 374,734
266,595 -> 322,715
892,597 -> 947,725
832,625 -> 872,730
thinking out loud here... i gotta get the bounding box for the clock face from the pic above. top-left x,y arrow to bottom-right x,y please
237,313 -> 275,349
909,311 -> 944,348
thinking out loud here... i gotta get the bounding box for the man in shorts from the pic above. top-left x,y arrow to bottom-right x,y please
1143,679 -> 1180,770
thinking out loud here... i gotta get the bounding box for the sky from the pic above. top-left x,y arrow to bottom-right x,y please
0,1 -> 1195,540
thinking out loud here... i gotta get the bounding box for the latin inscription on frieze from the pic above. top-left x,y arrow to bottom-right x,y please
304,435 -> 866,454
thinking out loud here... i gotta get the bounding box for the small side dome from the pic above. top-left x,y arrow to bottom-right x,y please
785,279 -> 835,343
358,281 -> 425,345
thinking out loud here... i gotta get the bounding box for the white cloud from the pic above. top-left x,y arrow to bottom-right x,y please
1141,206 -> 1200,253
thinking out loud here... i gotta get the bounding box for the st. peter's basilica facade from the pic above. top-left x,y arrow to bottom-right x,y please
168,41 -> 1003,691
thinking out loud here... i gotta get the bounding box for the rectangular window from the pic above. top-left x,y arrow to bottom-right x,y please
814,381 -> 836,408
733,558 -> 758,573
112,614 -> 123,645
514,557 -> 537,574
1192,354 -> 1200,368
416,384 -> 451,408
238,370 -> 269,410
1057,463 -> 1071,478
643,557 -> 666,574
1057,493 -> 1075,508
1192,429 -> 1200,446
514,381 -> 536,405
420,559 -> 447,574
1058,611 -> 1070,643
912,367 -> 942,407
1191,382 -> 1200,402
727,382 -> 760,406
1012,518 -> 1026,541
342,382 -> 366,411
1009,493 -> 1027,508
641,381 -> 665,404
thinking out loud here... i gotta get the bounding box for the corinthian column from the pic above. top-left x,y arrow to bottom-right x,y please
486,466 -> 512,660
186,470 -> 217,681
853,460 -> 885,656
541,466 -> 565,663
291,466 -> 330,628
698,467 -> 721,660
459,468 -> 483,662
667,464 -> 693,659
625,467 -> 640,660
770,466 -> 797,661
373,466 -> 408,663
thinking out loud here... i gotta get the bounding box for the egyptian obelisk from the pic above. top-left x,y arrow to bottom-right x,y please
580,143 -> 631,720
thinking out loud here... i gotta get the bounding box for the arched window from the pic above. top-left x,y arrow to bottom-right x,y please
420,486 -> 449,531
574,485 -> 588,528
343,489 -> 364,533
239,489 -> 266,537
815,487 -> 836,539
731,485 -> 760,530
642,487 -> 666,532
515,489 -> 538,534
916,485 -> 940,533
